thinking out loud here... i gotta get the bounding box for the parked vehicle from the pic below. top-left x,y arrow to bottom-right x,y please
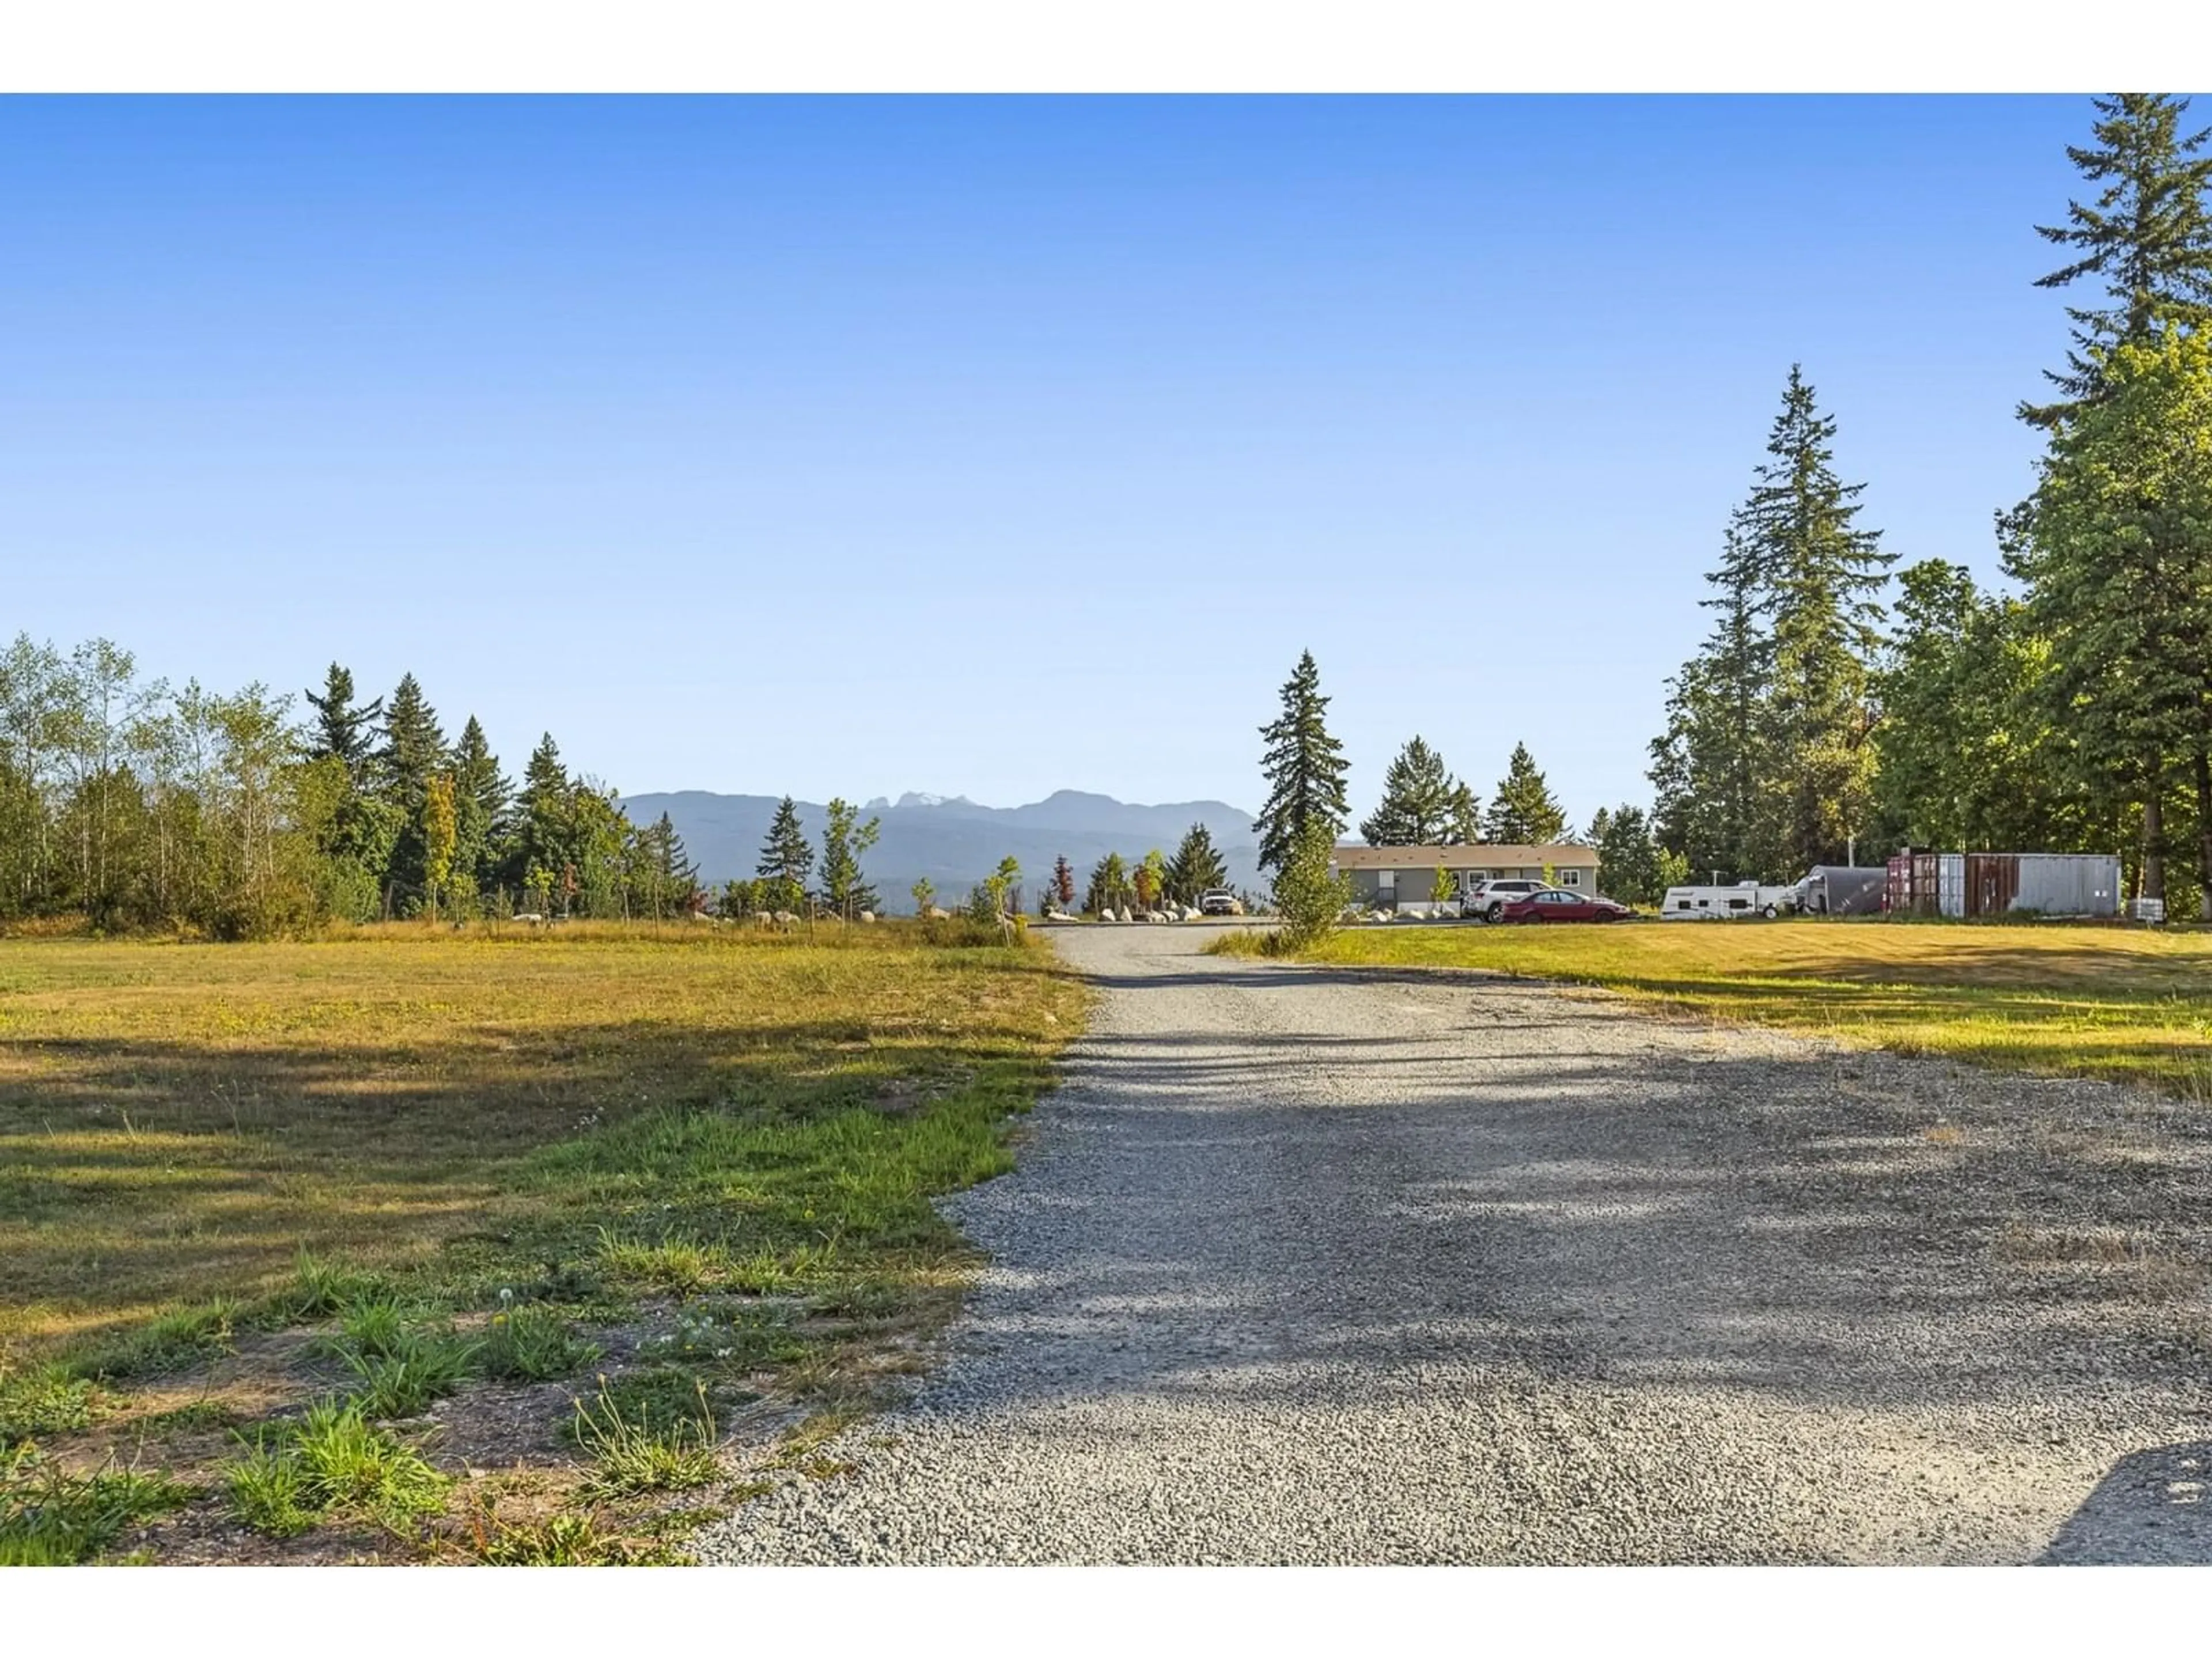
1789,866 -> 1887,916
1495,890 -> 1632,924
1198,888 -> 1243,916
1464,878 -> 1553,921
1658,881 -> 1795,919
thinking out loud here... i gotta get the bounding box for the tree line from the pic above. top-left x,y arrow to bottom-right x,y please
0,645 -> 711,935
1653,93 -> 2212,919
1248,96 -> 2212,920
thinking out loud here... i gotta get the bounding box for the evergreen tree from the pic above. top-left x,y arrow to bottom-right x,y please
510,733 -> 573,911
819,797 -> 882,920
1254,650 -> 1350,872
757,795 -> 815,914
1446,781 -> 1482,845
1051,854 -> 1076,910
1593,804 -> 1665,907
449,715 -> 509,900
1164,823 -> 1228,903
1650,529 -> 1785,881
2009,329 -> 2212,913
632,811 -> 700,918
1740,368 -> 1892,873
2025,94 -> 2212,426
374,672 -> 449,912
1358,736 -> 1463,846
304,663 -> 381,774
1484,743 -> 1567,844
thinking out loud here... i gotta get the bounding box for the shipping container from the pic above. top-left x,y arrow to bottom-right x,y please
1887,850 -> 2120,919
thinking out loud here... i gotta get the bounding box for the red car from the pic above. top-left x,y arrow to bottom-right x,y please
1495,889 -> 1632,923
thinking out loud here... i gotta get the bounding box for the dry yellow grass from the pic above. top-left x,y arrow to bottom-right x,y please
1215,919 -> 2212,1098
0,922 -> 1085,1363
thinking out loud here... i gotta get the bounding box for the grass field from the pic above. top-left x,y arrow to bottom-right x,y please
1213,919 -> 2212,1097
0,921 -> 1085,1562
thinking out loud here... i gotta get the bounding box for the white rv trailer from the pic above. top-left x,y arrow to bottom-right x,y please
1658,880 -> 1796,920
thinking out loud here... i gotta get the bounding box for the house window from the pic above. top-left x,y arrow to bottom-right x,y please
1376,869 -> 1396,892
1560,869 -> 1582,887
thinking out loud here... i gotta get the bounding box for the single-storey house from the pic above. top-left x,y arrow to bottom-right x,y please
1329,843 -> 1602,910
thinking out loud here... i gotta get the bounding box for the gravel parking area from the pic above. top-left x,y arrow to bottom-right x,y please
694,926 -> 2212,1565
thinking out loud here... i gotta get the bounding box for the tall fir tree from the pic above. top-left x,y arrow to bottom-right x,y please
510,733 -> 573,910
303,663 -> 381,774
2025,93 -> 2212,426
757,795 -> 815,914
1740,368 -> 1892,873
373,672 -> 449,912
2009,330 -> 2212,914
1358,736 -> 1463,846
1593,804 -> 1665,907
449,715 -> 509,900
1484,743 -> 1568,844
1165,821 -> 1228,903
1254,650 -> 1350,872
1446,781 -> 1482,845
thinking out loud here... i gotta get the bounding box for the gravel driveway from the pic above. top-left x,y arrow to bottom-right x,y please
695,925 -> 2212,1564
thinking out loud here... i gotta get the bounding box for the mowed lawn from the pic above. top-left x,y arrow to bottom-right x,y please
1247,920 -> 2212,1097
0,924 -> 1086,1366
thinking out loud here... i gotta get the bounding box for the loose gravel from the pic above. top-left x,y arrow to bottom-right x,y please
694,926 -> 2212,1564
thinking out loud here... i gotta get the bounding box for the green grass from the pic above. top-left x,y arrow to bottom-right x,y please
0,1365 -> 96,1447
1,923 -> 1082,1365
467,1508 -> 687,1566
1213,918 -> 2212,1094
223,1397 -> 449,1537
0,1449 -> 191,1564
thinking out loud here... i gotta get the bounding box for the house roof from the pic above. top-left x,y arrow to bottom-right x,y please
1328,843 -> 1596,869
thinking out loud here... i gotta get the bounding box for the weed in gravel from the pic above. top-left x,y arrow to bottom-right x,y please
0,1365 -> 97,1447
467,1508 -> 686,1565
343,1333 -> 480,1419
0,1447 -> 191,1564
569,1377 -> 719,1496
479,1302 -> 602,1382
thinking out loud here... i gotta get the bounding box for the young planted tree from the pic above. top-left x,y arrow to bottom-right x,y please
1270,817 -> 1353,952
1164,823 -> 1227,904
757,795 -> 815,915
1255,650 -> 1349,873
910,877 -> 935,918
1051,853 -> 1076,911
1134,849 -> 1168,912
1084,851 -> 1130,916
819,798 -> 883,920
1484,743 -> 1567,845
1358,736 -> 1464,846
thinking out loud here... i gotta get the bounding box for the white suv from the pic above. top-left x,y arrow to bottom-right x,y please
1198,889 -> 1242,916
1464,878 -> 1553,921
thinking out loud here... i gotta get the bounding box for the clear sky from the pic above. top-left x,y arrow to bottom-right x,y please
0,96 -> 2148,825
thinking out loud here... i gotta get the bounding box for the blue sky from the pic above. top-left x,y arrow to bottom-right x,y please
0,96 -> 2141,826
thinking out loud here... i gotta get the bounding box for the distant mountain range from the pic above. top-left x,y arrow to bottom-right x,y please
618,789 -> 1262,912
